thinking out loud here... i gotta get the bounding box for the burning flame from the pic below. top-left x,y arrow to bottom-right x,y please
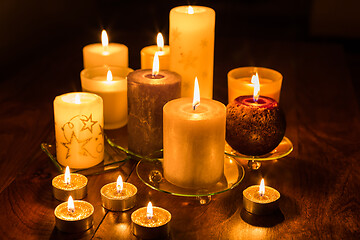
259,178 -> 265,197
251,73 -> 260,102
157,33 -> 164,52
147,202 -> 153,219
101,30 -> 109,48
75,94 -> 81,104
188,6 -> 194,14
152,52 -> 160,76
192,77 -> 200,110
107,70 -> 113,82
67,196 -> 75,213
64,166 -> 71,185
116,175 -> 123,193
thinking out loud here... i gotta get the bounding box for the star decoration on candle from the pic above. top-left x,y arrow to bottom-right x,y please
179,51 -> 197,70
171,27 -> 181,42
80,114 -> 98,133
200,39 -> 208,48
61,132 -> 93,159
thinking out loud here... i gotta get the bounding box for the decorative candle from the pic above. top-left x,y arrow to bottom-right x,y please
170,5 -> 215,98
163,78 -> 226,188
83,30 -> 128,69
101,175 -> 137,211
127,53 -> 181,157
81,66 -> 133,129
141,32 -> 170,69
54,92 -> 104,169
243,179 -> 280,215
131,202 -> 171,239
54,196 -> 94,233
228,66 -> 283,103
226,73 -> 286,156
52,166 -> 88,201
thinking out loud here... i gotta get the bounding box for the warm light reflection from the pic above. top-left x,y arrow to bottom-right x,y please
68,196 -> 75,213
251,72 -> 260,102
75,94 -> 81,104
259,178 -> 265,196
107,70 -> 113,82
157,33 -> 164,52
146,202 -> 153,219
188,6 -> 194,14
116,175 -> 123,193
101,30 -> 109,48
192,77 -> 200,110
152,52 -> 160,76
64,166 -> 71,185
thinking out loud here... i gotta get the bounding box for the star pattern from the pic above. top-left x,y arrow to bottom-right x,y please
61,132 -> 93,159
80,114 -> 97,133
179,51 -> 198,70
200,39 -> 208,48
170,27 -> 181,42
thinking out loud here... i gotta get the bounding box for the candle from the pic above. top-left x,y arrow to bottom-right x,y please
83,30 -> 128,69
243,179 -> 280,215
54,196 -> 94,233
141,32 -> 170,69
54,92 -> 104,169
228,66 -> 282,103
170,5 -> 215,98
127,53 -> 181,157
226,73 -> 286,156
101,175 -> 137,211
52,166 -> 88,201
81,66 -> 133,129
163,77 -> 226,188
131,202 -> 171,239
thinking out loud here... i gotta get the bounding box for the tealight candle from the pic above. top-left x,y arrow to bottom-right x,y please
54,196 -> 94,233
141,32 -> 170,69
243,179 -> 280,215
52,166 -> 88,201
101,175 -> 137,211
131,202 -> 171,239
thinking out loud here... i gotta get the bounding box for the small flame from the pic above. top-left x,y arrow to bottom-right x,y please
188,6 -> 194,14
251,73 -> 260,102
64,166 -> 71,185
152,52 -> 160,76
192,77 -> 200,110
107,70 -> 113,82
75,94 -> 81,104
101,30 -> 109,48
116,175 -> 123,193
157,33 -> 164,52
147,202 -> 153,219
67,196 -> 75,213
259,178 -> 265,197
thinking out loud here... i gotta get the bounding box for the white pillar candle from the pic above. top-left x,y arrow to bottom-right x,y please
170,5 -> 215,98
81,66 -> 133,129
141,33 -> 170,70
54,92 -> 104,169
83,30 -> 128,69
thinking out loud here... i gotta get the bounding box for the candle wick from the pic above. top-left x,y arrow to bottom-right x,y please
192,102 -> 199,110
159,46 -> 163,52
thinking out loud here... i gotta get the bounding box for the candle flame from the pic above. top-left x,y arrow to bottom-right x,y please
188,6 -> 194,14
251,73 -> 260,102
101,30 -> 109,48
67,196 -> 75,213
259,178 -> 265,197
152,52 -> 160,76
116,175 -> 123,193
107,70 -> 113,82
64,166 -> 71,185
192,77 -> 200,110
147,202 -> 153,219
75,94 -> 81,104
157,33 -> 164,52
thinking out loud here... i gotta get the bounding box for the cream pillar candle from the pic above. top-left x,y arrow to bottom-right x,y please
141,33 -> 170,69
54,92 -> 104,169
83,30 -> 128,68
170,5 -> 215,98
81,66 -> 133,129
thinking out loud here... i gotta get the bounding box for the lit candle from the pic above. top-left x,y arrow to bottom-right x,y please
243,178 -> 280,215
141,32 -> 170,69
127,52 -> 181,157
83,30 -> 128,69
53,92 -> 104,169
100,175 -> 137,211
131,202 -> 171,239
163,77 -> 226,188
170,5 -> 215,98
81,66 -> 133,129
52,166 -> 88,201
228,66 -> 283,103
54,196 -> 94,233
226,73 -> 286,156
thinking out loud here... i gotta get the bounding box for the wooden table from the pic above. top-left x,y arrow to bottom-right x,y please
0,35 -> 359,239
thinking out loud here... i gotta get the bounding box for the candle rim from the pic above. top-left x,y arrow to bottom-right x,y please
101,182 -> 137,199
172,5 -> 213,14
54,200 -> 94,221
52,173 -> 88,190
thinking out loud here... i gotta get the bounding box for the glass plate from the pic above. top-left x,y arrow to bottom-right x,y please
136,155 -> 245,197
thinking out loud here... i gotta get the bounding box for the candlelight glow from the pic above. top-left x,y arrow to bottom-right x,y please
188,6 -> 194,14
64,166 -> 71,185
107,70 -> 113,82
251,73 -> 260,102
67,196 -> 75,213
146,202 -> 153,219
152,52 -> 160,76
116,175 -> 123,193
157,33 -> 164,52
259,178 -> 265,196
101,30 -> 109,48
192,77 -> 200,110
75,94 -> 81,104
